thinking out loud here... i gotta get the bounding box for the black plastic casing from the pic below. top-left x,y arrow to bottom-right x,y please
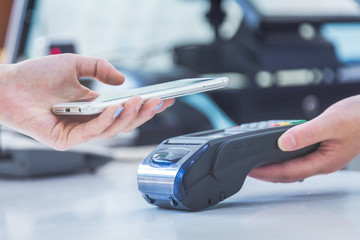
138,124 -> 319,211
180,126 -> 318,211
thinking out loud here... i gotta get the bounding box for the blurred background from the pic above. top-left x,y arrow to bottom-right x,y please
2,3 -> 360,239
2,0 -> 360,175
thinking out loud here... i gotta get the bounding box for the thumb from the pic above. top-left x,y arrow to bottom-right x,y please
278,117 -> 329,152
73,55 -> 125,86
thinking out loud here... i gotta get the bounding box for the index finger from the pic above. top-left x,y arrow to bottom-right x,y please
248,150 -> 327,183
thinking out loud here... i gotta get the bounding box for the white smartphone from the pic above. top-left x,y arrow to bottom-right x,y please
52,77 -> 230,115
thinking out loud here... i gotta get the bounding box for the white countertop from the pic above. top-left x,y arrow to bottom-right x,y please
1,160 -> 360,240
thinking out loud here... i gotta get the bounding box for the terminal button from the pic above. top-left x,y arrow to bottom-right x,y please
270,120 -> 306,127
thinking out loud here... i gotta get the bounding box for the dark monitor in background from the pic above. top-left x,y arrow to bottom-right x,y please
235,0 -> 360,65
190,0 -> 360,123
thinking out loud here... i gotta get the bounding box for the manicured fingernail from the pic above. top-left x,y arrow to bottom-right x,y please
278,133 -> 296,151
155,101 -> 164,112
113,107 -> 124,118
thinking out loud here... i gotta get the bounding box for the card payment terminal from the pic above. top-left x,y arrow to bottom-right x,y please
137,120 -> 319,211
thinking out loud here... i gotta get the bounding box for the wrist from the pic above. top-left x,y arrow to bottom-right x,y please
0,64 -> 13,89
0,64 -> 15,124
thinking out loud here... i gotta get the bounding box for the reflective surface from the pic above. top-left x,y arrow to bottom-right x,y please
1,161 -> 360,240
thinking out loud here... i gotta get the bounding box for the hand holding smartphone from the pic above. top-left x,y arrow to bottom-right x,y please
52,77 -> 230,115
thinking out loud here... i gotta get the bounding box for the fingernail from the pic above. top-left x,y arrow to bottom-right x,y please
155,101 -> 164,112
113,107 -> 124,118
278,133 -> 296,151
169,99 -> 176,107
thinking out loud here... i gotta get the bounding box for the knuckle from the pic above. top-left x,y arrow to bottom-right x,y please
95,57 -> 109,68
300,127 -> 316,145
96,56 -> 108,63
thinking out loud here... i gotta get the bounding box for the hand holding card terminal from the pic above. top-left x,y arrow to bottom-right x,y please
137,120 -> 319,211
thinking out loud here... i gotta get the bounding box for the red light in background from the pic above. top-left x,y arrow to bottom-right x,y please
50,47 -> 62,55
